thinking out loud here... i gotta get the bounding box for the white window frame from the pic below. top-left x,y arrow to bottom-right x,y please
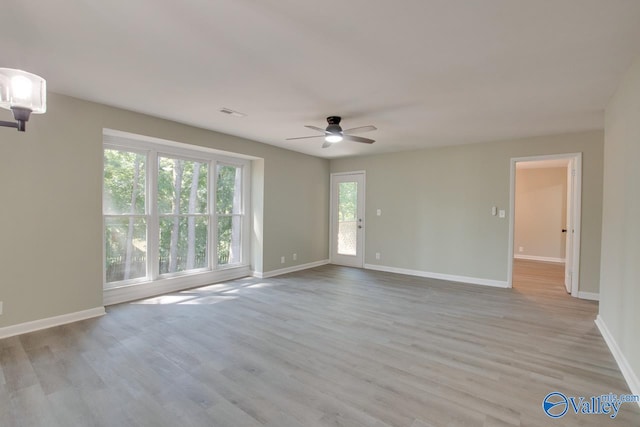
102,129 -> 251,305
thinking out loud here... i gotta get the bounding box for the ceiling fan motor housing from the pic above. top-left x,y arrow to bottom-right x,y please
326,116 -> 342,133
326,124 -> 342,134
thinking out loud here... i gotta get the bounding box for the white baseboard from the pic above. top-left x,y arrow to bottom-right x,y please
514,254 -> 565,263
595,315 -> 640,406
254,259 -> 330,279
364,264 -> 509,288
578,291 -> 600,301
0,307 -> 105,340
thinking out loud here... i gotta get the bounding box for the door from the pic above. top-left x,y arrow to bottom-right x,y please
331,172 -> 365,267
564,160 -> 574,293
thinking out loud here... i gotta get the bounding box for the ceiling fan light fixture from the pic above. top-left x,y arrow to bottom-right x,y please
325,134 -> 343,143
287,116 -> 376,146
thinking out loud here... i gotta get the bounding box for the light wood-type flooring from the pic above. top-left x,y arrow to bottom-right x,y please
1,260 -> 639,426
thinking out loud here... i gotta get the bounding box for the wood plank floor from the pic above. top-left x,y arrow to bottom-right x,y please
1,260 -> 639,426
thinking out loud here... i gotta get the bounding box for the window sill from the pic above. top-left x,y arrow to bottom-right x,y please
103,265 -> 251,306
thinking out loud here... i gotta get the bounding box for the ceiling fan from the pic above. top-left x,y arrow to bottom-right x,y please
287,116 -> 376,148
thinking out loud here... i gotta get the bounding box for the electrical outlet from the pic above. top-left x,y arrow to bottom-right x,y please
499,209 -> 506,218
519,246 -> 524,253
293,253 -> 297,261
0,301 -> 3,315
375,252 -> 381,260
377,209 -> 382,216
281,256 -> 285,264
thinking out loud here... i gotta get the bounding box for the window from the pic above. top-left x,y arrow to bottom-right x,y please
158,156 -> 209,274
216,164 -> 243,266
103,149 -> 148,285
103,131 -> 250,294
337,181 -> 358,256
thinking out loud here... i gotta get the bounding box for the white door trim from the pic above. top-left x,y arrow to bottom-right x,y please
507,153 -> 582,297
330,171 -> 366,267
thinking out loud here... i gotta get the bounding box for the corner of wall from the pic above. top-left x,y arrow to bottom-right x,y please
595,315 -> 640,400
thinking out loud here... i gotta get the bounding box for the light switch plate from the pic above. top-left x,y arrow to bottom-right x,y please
377,209 -> 381,216
499,210 -> 506,218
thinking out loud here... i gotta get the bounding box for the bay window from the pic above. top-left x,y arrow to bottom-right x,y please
103,130 -> 250,302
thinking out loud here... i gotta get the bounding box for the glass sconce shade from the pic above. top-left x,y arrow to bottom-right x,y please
0,68 -> 47,114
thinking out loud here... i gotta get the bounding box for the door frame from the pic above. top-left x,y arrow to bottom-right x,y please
330,171 -> 366,267
507,153 -> 582,297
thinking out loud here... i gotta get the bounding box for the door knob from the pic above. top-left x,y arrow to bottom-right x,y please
562,229 -> 567,233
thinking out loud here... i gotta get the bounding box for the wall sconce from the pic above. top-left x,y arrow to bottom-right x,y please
0,68 -> 47,132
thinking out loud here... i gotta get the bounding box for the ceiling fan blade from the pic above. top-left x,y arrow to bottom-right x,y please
286,135 -> 324,140
343,125 -> 377,135
304,125 -> 329,134
322,141 -> 333,148
343,134 -> 375,144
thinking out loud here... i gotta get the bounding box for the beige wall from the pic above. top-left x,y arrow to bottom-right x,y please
0,92 -> 609,332
514,167 -> 567,260
0,93 -> 329,328
331,131 -> 603,293
601,55 -> 640,391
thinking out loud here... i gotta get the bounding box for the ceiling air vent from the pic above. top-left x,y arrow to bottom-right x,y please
219,107 -> 247,118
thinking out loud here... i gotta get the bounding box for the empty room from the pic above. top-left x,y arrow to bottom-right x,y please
1,1 -> 640,426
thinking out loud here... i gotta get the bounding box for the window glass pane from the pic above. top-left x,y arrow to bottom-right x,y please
217,215 -> 242,265
216,165 -> 242,214
103,149 -> 146,214
158,157 -> 208,215
159,216 -> 208,274
338,182 -> 357,221
338,222 -> 357,255
338,181 -> 357,255
105,217 -> 147,284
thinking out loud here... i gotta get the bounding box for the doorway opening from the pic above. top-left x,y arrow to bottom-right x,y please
507,153 -> 581,297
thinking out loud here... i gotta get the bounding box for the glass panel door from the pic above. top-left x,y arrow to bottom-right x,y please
331,173 -> 364,267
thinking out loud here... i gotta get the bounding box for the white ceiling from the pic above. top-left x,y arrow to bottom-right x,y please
3,1 -> 640,158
